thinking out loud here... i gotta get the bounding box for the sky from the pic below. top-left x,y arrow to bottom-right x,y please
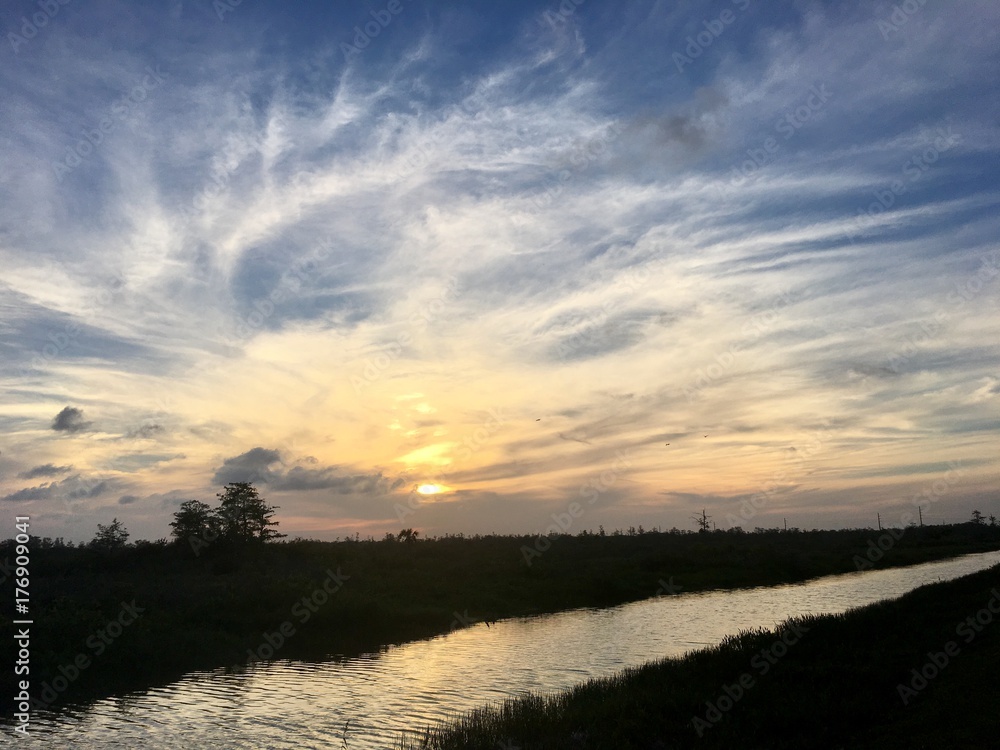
1,0 -> 998,544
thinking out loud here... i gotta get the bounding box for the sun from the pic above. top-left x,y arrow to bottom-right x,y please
416,483 -> 446,495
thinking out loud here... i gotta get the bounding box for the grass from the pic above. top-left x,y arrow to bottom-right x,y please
397,562 -> 1000,749
1,522 -> 998,717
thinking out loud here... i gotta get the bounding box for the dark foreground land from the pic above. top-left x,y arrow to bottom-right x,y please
399,561 -> 1000,750
2,523 -> 999,717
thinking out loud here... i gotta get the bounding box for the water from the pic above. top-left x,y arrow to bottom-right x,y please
16,551 -> 1000,748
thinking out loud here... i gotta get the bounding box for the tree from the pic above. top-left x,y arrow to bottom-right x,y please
396,528 -> 419,543
971,509 -> 985,525
90,518 -> 130,551
691,508 -> 711,533
214,482 -> 285,543
170,500 -> 217,543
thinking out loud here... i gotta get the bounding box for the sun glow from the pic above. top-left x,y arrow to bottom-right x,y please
416,483 -> 445,495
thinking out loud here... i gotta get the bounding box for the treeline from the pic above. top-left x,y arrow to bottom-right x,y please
35,511 -> 1000,553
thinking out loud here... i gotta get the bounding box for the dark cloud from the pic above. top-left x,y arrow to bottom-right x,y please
628,87 -> 728,152
211,447 -> 404,495
1,474 -> 115,503
212,447 -> 283,485
272,467 -> 405,494
267,465 -> 336,491
52,406 -> 92,433
130,490 -> 205,511
125,423 -> 166,439
67,480 -> 112,499
18,463 -> 73,479
1,485 -> 52,503
645,115 -> 710,149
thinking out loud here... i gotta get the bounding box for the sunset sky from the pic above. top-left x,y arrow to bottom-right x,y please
1,0 -> 997,543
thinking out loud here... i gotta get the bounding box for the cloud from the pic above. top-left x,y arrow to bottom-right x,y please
67,479 -> 114,500
272,467 -> 405,494
211,447 -> 404,495
211,447 -> 283,485
1,485 -> 53,503
18,463 -> 73,479
968,377 -> 1000,403
52,407 -> 92,433
0,286 -> 166,380
544,308 -> 668,362
125,423 -> 166,439
107,453 -> 186,473
629,87 -> 729,152
1,474 -> 116,503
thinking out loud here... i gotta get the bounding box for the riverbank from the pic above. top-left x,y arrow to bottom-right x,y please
400,561 -> 1000,749
2,523 -> 998,716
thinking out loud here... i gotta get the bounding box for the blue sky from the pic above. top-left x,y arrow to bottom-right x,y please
1,0 -> 998,543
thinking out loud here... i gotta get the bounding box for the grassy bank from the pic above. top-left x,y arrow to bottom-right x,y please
400,562 -> 1000,749
2,523 -> 998,716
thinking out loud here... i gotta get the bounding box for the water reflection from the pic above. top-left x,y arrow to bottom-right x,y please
19,551 -> 1000,749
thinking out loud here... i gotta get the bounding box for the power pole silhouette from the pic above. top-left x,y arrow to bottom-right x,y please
918,507 -> 923,526
877,512 -> 882,531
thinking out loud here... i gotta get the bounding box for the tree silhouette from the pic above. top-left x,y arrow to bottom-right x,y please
971,509 -> 985,525
691,508 -> 711,533
396,528 -> 419,542
214,482 -> 285,542
90,518 -> 130,551
169,500 -> 217,543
